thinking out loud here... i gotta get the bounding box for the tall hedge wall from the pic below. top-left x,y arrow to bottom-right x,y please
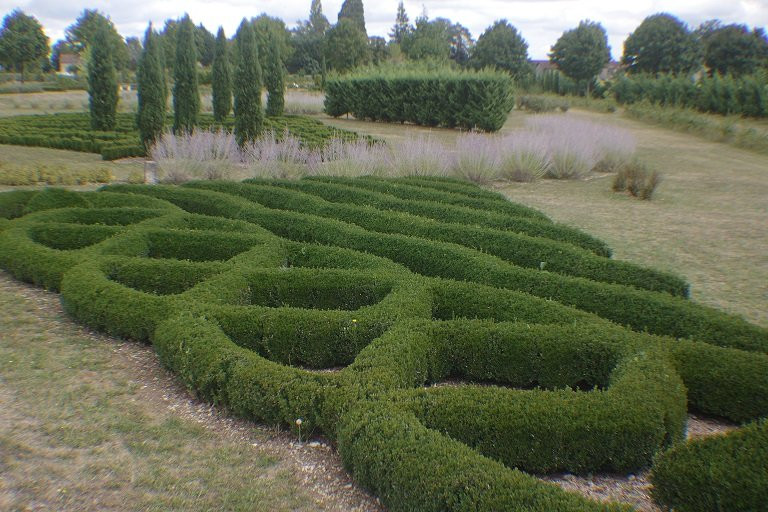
324,69 -> 515,132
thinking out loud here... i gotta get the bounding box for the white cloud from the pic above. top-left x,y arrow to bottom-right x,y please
1,0 -> 766,59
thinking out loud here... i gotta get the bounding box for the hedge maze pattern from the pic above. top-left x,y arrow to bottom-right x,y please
1,179 -> 766,512
0,112 -> 373,160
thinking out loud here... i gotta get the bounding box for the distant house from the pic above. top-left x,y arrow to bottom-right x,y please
530,60 -> 556,74
530,59 -> 623,80
58,53 -> 82,75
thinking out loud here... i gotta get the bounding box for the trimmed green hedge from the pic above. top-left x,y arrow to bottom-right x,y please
197,180 -> 685,295
325,70 -> 515,132
274,177 -> 612,257
650,420 -> 768,512
1,181 -> 767,512
0,112 -> 371,160
104,183 -> 766,351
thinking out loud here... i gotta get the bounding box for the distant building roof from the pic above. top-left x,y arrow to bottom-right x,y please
59,53 -> 81,69
529,59 -> 624,80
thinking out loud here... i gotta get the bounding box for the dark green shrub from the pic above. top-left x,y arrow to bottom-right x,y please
23,188 -> 91,213
650,420 -> 768,512
0,190 -> 37,219
325,69 -> 514,132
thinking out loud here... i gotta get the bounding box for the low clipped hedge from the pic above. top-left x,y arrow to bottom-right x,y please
1,181 -> 767,512
650,420 -> 768,512
105,183 -> 767,351
197,180 -> 686,295
274,177 -> 612,257
0,112 -> 370,160
325,70 -> 515,132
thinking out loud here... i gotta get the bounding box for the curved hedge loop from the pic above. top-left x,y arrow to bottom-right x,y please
1,178 -> 766,512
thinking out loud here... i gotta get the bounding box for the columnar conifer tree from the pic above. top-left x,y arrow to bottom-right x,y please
265,29 -> 285,116
234,19 -> 263,146
211,27 -> 232,122
173,14 -> 200,133
137,24 -> 167,149
88,24 -> 118,131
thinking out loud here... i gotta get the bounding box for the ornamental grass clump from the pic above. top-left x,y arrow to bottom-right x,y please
150,129 -> 240,182
389,135 -> 453,177
315,138 -> 391,177
526,115 -> 636,179
453,132 -> 502,184
242,131 -> 309,179
612,159 -> 662,200
498,133 -> 551,182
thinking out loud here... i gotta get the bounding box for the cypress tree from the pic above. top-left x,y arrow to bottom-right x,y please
87,23 -> 118,131
234,19 -> 263,146
265,28 -> 285,117
338,0 -> 366,36
137,23 -> 166,149
211,26 -> 232,123
173,14 -> 200,134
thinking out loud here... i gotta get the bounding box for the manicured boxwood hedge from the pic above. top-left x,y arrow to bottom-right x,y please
0,112 -> 371,160
201,179 -> 685,295
1,179 -> 766,512
324,69 -> 515,132
650,419 -> 768,512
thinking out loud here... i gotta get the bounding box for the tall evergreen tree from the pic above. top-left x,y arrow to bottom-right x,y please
234,19 -> 263,146
87,24 -> 118,131
389,1 -> 411,44
137,23 -> 167,149
265,29 -> 285,117
211,27 -> 232,122
309,0 -> 330,34
338,0 -> 366,36
173,15 -> 200,134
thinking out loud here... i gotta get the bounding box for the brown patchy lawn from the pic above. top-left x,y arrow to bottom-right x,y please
0,273 -> 381,512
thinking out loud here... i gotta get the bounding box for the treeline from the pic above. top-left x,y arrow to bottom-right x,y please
612,73 -> 768,117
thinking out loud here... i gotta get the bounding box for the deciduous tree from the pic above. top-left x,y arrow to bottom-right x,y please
622,13 -> 700,75
471,20 -> 529,79
65,9 -> 129,70
550,20 -> 610,95
325,18 -> 369,71
0,10 -> 49,82
702,24 -> 768,76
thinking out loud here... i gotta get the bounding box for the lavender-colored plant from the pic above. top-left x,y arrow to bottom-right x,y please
499,133 -> 551,182
525,115 -> 635,179
389,135 -> 453,177
242,130 -> 309,179
453,132 -> 502,184
150,129 -> 240,183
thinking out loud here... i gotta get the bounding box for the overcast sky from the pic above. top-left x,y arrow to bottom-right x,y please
2,0 -> 767,59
